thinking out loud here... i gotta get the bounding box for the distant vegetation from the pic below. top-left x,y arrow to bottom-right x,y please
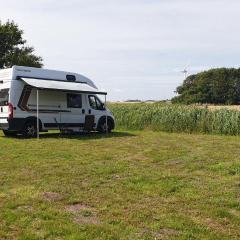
110,102 -> 240,135
0,20 -> 43,68
172,68 -> 240,105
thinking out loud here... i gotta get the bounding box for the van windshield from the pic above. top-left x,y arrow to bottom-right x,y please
0,88 -> 9,106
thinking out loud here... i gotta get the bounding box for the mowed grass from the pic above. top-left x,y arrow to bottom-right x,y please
0,131 -> 240,240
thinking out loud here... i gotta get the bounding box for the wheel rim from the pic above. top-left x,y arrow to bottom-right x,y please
102,123 -> 107,132
26,125 -> 36,136
102,122 -> 110,132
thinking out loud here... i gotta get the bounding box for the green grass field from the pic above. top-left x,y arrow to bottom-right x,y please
0,130 -> 240,240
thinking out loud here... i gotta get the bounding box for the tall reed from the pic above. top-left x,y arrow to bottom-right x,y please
109,103 -> 240,135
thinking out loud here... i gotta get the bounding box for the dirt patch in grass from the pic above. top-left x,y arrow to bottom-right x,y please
204,217 -> 228,232
190,214 -> 229,235
42,192 -> 63,201
138,227 -> 179,239
153,228 -> 179,239
229,209 -> 240,217
74,215 -> 100,225
66,203 -> 100,225
17,205 -> 33,211
65,203 -> 92,213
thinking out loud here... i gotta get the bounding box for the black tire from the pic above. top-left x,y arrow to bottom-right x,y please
3,130 -> 17,137
97,118 -> 113,133
22,121 -> 37,138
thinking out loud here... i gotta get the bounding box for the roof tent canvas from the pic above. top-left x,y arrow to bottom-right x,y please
21,78 -> 107,95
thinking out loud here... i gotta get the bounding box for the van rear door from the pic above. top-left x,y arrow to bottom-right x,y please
0,88 -> 10,128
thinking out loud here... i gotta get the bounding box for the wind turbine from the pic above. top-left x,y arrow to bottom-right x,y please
181,64 -> 190,79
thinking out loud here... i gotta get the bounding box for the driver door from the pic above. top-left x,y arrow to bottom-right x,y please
88,95 -> 105,127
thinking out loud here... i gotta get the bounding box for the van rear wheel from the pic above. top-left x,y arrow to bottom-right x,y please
22,122 -> 37,138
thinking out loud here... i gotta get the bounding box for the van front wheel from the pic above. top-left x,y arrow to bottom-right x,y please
97,118 -> 113,133
22,122 -> 37,138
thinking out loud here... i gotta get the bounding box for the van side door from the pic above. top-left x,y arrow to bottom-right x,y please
60,93 -> 85,130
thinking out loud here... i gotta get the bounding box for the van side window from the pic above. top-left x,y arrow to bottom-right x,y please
67,93 -> 82,108
0,88 -> 9,106
88,95 -> 104,110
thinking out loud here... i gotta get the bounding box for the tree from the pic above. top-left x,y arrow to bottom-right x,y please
172,68 -> 240,105
0,20 -> 43,68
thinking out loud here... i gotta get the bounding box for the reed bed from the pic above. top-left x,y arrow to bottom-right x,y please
109,103 -> 240,135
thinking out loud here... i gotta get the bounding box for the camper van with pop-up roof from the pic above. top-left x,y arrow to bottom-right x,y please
0,66 -> 115,137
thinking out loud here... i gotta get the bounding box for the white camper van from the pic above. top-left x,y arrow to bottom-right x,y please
0,66 -> 115,137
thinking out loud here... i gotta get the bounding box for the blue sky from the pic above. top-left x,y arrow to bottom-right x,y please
1,0 -> 240,101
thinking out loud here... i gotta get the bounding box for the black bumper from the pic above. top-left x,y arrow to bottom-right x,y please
0,122 -> 9,129
0,118 -> 26,131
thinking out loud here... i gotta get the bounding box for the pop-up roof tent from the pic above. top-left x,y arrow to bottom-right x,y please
20,77 -> 108,138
